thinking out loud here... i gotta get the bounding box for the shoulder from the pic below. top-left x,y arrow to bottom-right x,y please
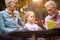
24,23 -> 31,28
0,10 -> 7,16
45,15 -> 52,20
34,24 -> 40,28
34,24 -> 39,27
23,23 -> 29,30
14,10 -> 20,17
0,11 -> 5,16
0,10 -> 7,14
14,10 -> 19,15
34,24 -> 42,30
24,23 -> 29,27
58,10 -> 60,15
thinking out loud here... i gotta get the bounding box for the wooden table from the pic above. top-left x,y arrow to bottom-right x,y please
7,28 -> 60,40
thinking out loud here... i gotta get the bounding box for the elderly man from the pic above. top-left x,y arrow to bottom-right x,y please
0,0 -> 24,33
44,1 -> 60,29
44,1 -> 60,40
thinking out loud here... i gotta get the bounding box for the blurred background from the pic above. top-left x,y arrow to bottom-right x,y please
0,0 -> 60,20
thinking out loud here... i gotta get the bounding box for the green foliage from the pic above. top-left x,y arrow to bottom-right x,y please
18,0 -> 29,21
53,0 -> 60,10
18,0 -> 29,10
18,0 -> 60,20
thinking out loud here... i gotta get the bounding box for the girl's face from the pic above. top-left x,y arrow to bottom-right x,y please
27,13 -> 35,23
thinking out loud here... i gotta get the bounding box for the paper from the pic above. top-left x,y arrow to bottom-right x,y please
47,20 -> 54,30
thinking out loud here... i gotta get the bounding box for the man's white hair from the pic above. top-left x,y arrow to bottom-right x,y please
5,0 -> 18,7
45,1 -> 57,8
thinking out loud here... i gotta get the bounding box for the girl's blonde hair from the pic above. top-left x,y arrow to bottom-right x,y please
24,11 -> 35,23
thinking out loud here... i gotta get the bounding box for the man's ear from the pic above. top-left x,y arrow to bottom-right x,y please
7,1 -> 12,7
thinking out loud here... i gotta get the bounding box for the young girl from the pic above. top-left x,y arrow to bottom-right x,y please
23,11 -> 45,40
24,11 -> 42,31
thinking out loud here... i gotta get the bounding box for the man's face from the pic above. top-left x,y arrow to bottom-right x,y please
10,3 -> 17,10
46,6 -> 56,16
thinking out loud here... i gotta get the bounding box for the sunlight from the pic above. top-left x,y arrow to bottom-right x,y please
32,0 -> 40,2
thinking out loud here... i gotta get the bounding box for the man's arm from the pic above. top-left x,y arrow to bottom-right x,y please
0,13 -> 14,33
44,16 -> 51,30
15,11 -> 25,26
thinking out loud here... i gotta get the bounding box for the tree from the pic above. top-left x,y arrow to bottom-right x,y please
18,0 -> 29,21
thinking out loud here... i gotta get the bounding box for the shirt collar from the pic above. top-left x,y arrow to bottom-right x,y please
5,8 -> 13,14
